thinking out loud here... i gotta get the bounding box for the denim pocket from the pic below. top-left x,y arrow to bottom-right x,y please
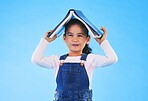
62,67 -> 81,89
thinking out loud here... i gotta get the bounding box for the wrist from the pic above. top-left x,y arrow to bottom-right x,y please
44,37 -> 51,43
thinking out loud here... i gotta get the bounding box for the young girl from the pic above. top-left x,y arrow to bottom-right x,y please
32,19 -> 118,101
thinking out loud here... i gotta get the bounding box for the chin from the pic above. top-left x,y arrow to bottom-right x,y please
71,50 -> 81,53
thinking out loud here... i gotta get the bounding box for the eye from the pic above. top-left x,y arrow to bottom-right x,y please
66,32 -> 73,37
78,35 -> 82,37
78,34 -> 83,37
68,34 -> 73,37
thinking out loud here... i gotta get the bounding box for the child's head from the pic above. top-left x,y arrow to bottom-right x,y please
63,19 -> 92,55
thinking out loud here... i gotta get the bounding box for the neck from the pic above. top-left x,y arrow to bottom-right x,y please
68,52 -> 82,56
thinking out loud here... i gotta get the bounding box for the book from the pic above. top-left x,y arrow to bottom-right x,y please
47,9 -> 103,38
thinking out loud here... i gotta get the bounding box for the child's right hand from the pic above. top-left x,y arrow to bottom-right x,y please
44,30 -> 57,43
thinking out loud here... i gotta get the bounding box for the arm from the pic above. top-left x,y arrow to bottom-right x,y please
93,27 -> 118,67
31,31 -> 58,68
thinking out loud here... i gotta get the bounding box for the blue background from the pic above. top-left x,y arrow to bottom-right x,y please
0,0 -> 148,101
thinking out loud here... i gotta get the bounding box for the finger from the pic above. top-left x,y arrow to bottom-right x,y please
100,27 -> 106,32
53,34 -> 57,39
47,30 -> 53,33
44,30 -> 53,38
46,30 -> 53,36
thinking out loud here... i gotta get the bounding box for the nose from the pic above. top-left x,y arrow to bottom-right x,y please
72,37 -> 78,42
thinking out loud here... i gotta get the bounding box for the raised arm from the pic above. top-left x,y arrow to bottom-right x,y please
93,27 -> 118,67
31,30 -> 58,68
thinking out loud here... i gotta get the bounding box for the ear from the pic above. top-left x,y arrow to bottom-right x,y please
63,34 -> 66,42
86,35 -> 90,44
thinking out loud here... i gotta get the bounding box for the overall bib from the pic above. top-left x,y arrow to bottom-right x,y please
54,54 -> 92,101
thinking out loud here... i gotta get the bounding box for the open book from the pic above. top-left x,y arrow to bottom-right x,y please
47,9 -> 103,38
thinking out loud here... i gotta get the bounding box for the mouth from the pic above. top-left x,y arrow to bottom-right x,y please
72,44 -> 79,46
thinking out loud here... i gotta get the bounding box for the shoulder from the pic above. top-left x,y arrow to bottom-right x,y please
44,55 -> 60,62
86,54 -> 97,62
87,53 -> 101,59
48,54 -> 60,58
86,53 -> 103,64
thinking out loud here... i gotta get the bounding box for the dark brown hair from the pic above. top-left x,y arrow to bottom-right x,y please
64,19 -> 92,54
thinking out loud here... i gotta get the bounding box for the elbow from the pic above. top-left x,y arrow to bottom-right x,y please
106,55 -> 118,65
31,56 -> 36,64
101,55 -> 118,67
110,55 -> 118,64
31,55 -> 39,64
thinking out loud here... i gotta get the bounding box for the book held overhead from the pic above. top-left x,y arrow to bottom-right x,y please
47,9 -> 103,38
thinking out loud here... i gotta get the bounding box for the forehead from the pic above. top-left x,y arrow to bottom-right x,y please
66,32 -> 85,36
66,24 -> 85,33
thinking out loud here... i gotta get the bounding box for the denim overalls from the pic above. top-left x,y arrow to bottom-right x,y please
54,53 -> 92,101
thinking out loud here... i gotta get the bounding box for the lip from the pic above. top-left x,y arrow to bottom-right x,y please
71,44 -> 79,46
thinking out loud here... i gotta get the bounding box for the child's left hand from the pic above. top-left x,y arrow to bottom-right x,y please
95,26 -> 107,45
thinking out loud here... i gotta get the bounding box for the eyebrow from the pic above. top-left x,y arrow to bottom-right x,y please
78,33 -> 85,35
66,32 -> 85,35
66,32 -> 73,35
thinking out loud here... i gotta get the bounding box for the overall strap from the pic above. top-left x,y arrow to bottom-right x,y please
59,54 -> 68,60
59,54 -> 68,66
80,53 -> 87,61
80,53 -> 87,66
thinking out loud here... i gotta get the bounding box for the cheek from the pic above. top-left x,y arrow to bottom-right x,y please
82,38 -> 89,44
64,39 -> 71,47
63,37 -> 69,43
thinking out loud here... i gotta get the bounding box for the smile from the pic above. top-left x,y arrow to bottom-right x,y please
72,44 -> 79,46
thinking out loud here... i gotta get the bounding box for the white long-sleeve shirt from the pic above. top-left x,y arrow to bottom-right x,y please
31,38 -> 118,89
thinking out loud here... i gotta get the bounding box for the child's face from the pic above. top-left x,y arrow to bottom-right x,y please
63,24 -> 90,56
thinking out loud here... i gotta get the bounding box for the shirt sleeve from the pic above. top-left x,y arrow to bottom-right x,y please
31,38 -> 59,69
92,39 -> 118,68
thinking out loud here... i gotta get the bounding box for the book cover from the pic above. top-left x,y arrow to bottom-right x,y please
48,9 -> 103,38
